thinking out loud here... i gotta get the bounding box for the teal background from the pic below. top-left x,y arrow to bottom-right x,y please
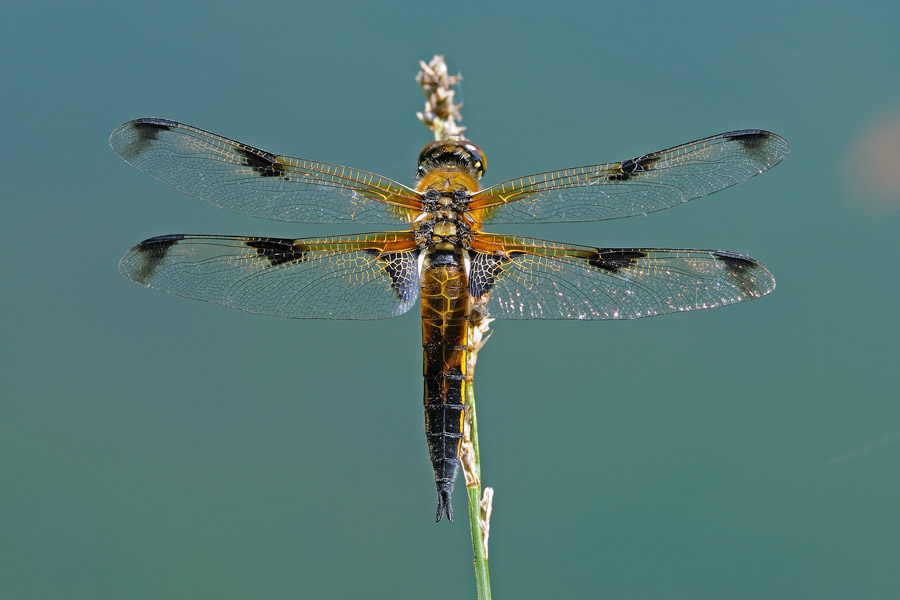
3,1 -> 899,598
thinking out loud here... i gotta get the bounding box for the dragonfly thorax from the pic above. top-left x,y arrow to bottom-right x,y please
413,215 -> 472,249
413,187 -> 477,249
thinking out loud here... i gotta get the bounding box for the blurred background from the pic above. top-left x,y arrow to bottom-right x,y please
3,1 -> 899,598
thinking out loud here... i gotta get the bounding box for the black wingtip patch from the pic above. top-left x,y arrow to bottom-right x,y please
138,233 -> 185,248
122,234 -> 184,284
235,146 -> 286,178
711,250 -> 759,281
132,117 -> 178,134
721,129 -> 782,165
723,128 -> 791,164
112,118 -> 178,161
244,237 -> 307,266
722,128 -> 763,139
589,249 -> 647,273
722,129 -> 768,150
712,250 -> 774,296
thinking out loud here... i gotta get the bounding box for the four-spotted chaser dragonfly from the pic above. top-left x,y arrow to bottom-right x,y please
111,118 -> 788,521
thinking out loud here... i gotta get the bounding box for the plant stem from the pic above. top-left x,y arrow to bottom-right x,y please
465,372 -> 492,600
463,312 -> 493,600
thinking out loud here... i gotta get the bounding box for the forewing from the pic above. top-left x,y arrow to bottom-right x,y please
110,118 -> 422,224
468,234 -> 774,320
119,232 -> 420,319
470,130 -> 789,223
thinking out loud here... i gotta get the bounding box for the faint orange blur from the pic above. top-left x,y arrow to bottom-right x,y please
845,112 -> 900,212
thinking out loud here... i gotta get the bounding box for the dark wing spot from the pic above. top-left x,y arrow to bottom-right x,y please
115,118 -> 177,161
235,146 -> 286,178
712,250 -> 773,297
244,237 -> 307,266
128,234 -> 184,284
589,249 -> 647,273
721,129 -> 771,161
132,117 -> 178,137
607,153 -> 661,182
712,249 -> 758,275
721,128 -> 763,141
365,250 -> 421,301
469,251 -> 513,297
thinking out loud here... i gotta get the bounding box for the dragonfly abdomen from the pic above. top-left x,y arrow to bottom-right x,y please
420,247 -> 469,522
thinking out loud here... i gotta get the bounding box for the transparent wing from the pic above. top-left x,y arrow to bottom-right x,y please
470,130 -> 789,224
119,232 -> 420,319
110,118 -> 422,224
468,233 -> 774,320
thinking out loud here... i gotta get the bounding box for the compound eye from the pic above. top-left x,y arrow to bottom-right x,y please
416,139 -> 487,180
463,142 -> 486,178
417,140 -> 444,168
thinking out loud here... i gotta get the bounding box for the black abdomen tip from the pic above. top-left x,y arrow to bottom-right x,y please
435,487 -> 454,523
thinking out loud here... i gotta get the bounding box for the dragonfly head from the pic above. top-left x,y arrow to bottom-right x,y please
416,138 -> 486,181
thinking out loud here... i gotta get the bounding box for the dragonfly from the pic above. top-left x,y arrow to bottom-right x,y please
111,118 -> 788,522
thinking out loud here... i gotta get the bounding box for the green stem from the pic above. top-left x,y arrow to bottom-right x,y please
466,377 -> 491,600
